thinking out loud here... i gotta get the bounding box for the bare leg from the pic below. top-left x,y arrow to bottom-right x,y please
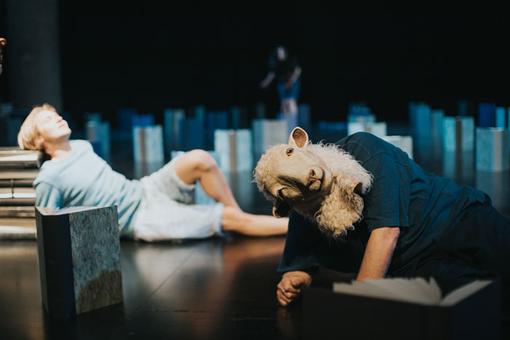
288,99 -> 298,116
281,99 -> 289,117
281,98 -> 298,133
222,206 -> 288,236
174,150 -> 288,236
175,150 -> 240,209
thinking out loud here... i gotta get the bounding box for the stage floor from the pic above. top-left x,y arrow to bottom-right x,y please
0,237 -> 303,339
1,236 -> 509,339
2,127 -> 510,339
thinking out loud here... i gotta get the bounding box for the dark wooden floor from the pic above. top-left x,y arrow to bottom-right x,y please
0,237 -> 301,340
1,125 -> 510,339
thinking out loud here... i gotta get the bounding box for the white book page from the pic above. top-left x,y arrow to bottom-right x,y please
413,278 -> 442,303
362,278 -> 441,305
0,154 -> 39,161
440,280 -> 491,306
333,278 -> 442,305
333,281 -> 404,301
0,226 -> 35,233
12,193 -> 36,199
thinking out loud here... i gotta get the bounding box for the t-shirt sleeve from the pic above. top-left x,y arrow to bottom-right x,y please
35,182 -> 62,209
277,212 -> 321,273
289,56 -> 299,70
361,152 -> 411,232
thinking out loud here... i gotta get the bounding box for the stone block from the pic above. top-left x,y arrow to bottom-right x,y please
382,135 -> 413,159
86,120 -> 110,162
133,125 -> 164,177
35,206 -> 123,319
476,128 -> 509,171
163,108 -> 185,155
214,129 -> 253,172
478,103 -> 496,127
496,107 -> 507,128
443,116 -> 474,153
348,121 -> 387,137
252,119 -> 288,159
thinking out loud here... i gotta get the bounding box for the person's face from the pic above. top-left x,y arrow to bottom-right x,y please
34,109 -> 72,145
277,47 -> 286,61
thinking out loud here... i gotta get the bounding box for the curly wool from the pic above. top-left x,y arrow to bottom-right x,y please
307,142 -> 373,194
253,144 -> 288,200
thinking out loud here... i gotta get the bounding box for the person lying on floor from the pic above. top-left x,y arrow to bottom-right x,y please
17,103 -> 288,241
254,127 -> 510,307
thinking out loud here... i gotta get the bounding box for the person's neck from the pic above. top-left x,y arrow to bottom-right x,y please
45,140 -> 72,160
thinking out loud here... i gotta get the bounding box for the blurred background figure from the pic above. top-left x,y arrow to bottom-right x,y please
0,37 -> 6,76
260,45 -> 301,133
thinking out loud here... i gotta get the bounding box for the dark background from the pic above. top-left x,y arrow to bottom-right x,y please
2,3 -> 510,123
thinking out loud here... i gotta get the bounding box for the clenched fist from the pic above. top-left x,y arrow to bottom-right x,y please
276,271 -> 312,306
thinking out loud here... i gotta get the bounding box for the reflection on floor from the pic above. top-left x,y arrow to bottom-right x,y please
0,238 -> 297,339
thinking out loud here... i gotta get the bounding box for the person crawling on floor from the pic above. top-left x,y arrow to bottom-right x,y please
254,127 -> 510,308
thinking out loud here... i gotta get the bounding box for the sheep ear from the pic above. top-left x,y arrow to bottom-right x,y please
272,200 -> 291,217
288,127 -> 309,148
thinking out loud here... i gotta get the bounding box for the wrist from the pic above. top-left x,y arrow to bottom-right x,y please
284,271 -> 312,285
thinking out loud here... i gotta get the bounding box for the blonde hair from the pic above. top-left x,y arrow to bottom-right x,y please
17,103 -> 57,150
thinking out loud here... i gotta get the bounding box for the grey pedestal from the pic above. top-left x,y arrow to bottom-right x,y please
214,129 -> 253,173
36,206 -> 123,319
133,125 -> 164,178
476,128 -> 509,172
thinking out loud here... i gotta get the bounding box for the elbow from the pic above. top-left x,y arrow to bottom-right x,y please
373,226 -> 400,244
387,227 -> 400,244
389,227 -> 400,239
388,228 -> 400,250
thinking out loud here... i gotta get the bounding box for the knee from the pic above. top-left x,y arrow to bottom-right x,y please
186,149 -> 217,172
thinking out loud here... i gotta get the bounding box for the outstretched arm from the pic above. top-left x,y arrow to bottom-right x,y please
356,226 -> 400,281
260,72 -> 275,89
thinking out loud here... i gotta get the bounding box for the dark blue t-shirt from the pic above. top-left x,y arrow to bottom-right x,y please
278,132 -> 489,274
268,54 -> 299,83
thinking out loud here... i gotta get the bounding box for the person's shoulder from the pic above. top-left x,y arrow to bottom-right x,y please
69,140 -> 94,155
338,132 -> 387,148
34,163 -> 60,187
336,132 -> 391,160
70,139 -> 92,150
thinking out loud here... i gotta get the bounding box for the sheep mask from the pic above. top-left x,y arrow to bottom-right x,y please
253,127 -> 373,238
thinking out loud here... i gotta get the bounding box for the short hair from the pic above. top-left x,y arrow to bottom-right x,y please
17,103 -> 57,150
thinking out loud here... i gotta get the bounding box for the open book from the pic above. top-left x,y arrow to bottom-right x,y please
333,277 -> 492,306
0,148 -> 44,168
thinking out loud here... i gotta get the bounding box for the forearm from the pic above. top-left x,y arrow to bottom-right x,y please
283,270 -> 312,283
356,227 -> 399,281
261,72 -> 275,87
289,67 -> 301,83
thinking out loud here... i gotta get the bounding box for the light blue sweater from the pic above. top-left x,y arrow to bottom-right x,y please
34,140 -> 143,233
